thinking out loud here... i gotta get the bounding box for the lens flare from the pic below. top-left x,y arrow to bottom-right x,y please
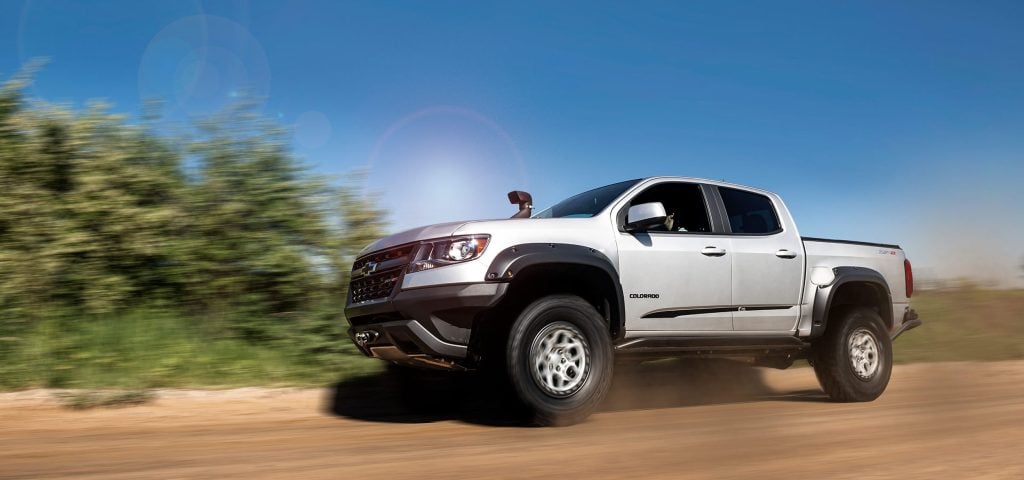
366,106 -> 529,230
295,110 -> 332,149
138,15 -> 270,116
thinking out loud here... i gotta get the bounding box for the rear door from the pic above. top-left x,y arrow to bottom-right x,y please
711,186 -> 804,332
615,182 -> 734,332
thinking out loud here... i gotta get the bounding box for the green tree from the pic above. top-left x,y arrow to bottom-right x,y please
0,69 -> 387,339
0,73 -> 186,316
335,171 -> 388,293
0,68 -> 390,388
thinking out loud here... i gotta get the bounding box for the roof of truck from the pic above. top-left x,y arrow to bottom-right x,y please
639,176 -> 778,196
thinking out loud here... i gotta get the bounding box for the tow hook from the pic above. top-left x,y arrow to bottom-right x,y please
354,330 -> 379,346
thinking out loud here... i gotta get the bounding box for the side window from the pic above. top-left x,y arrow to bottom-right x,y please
719,187 -> 781,234
627,183 -> 711,233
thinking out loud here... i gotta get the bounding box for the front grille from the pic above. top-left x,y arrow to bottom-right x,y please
349,243 -> 417,304
352,244 -> 416,272
350,267 -> 403,303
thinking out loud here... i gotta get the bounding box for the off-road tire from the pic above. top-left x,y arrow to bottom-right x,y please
506,295 -> 613,426
812,306 -> 893,402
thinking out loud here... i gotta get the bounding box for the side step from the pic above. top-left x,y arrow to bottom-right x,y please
615,335 -> 810,356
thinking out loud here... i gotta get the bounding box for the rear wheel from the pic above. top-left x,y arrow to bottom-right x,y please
506,295 -> 613,426
812,307 -> 893,402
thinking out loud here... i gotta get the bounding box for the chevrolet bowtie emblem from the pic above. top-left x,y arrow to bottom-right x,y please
360,261 -> 378,277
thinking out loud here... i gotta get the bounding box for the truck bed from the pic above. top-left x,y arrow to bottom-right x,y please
801,236 -> 911,331
801,236 -> 901,250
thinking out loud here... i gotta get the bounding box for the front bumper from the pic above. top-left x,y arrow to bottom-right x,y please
344,282 -> 507,368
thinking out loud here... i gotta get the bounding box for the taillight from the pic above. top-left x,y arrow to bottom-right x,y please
904,259 -> 914,298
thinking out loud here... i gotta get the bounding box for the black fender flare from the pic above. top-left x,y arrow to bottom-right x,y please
485,243 -> 626,339
809,266 -> 892,340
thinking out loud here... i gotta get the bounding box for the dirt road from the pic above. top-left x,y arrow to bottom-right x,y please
2,361 -> 1023,479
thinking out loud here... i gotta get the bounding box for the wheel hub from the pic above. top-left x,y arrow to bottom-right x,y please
848,327 -> 880,380
529,322 -> 591,397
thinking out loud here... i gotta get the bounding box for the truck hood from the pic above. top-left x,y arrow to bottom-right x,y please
360,217 -> 609,256
359,220 -> 473,254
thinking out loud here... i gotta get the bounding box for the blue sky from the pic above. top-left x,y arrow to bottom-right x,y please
2,0 -> 1023,283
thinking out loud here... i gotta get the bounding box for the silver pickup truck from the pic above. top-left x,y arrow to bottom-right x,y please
345,177 -> 920,425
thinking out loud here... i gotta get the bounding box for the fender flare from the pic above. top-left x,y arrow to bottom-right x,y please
809,266 -> 892,340
485,243 -> 626,339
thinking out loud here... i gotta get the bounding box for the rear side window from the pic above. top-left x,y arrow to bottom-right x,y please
719,187 -> 781,234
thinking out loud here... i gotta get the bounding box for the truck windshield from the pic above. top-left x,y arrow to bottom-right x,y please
532,179 -> 641,218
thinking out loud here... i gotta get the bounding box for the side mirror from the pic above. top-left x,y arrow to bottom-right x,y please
625,202 -> 667,232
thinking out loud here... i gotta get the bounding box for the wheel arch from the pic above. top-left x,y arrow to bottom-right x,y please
809,266 -> 893,340
483,243 -> 625,339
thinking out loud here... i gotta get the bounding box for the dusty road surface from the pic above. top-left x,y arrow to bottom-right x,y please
2,361 -> 1024,479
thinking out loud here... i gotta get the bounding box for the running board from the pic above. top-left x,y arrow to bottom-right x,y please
615,335 -> 810,355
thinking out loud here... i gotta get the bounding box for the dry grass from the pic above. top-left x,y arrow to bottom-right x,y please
55,390 -> 155,410
896,288 -> 1024,363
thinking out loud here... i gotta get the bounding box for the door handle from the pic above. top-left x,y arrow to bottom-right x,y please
701,246 -> 727,257
775,249 -> 798,259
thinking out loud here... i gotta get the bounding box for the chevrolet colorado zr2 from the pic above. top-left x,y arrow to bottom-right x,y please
344,177 -> 921,425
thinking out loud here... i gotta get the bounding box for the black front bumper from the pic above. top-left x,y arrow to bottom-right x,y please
344,282 -> 507,367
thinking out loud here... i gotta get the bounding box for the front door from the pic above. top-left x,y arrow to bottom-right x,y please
615,182 -> 733,332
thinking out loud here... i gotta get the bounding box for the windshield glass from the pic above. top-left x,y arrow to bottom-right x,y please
532,179 -> 641,218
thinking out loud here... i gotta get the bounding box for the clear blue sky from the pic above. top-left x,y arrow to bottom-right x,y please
2,0 -> 1022,283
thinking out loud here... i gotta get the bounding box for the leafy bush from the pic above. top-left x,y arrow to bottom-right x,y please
0,68 -> 386,389
0,309 -> 381,390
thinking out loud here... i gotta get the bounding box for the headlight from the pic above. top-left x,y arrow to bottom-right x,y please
408,235 -> 490,273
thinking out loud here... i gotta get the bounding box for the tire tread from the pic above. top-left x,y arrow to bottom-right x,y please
812,306 -> 892,403
506,294 -> 612,426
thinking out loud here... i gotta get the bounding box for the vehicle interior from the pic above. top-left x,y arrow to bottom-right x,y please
628,182 -> 712,233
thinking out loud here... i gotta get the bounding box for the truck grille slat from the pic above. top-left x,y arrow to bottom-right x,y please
349,244 -> 416,304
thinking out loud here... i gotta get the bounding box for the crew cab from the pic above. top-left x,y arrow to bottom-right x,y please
345,177 -> 920,425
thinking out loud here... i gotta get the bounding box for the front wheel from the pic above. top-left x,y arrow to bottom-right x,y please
812,307 -> 893,402
506,295 -> 613,426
